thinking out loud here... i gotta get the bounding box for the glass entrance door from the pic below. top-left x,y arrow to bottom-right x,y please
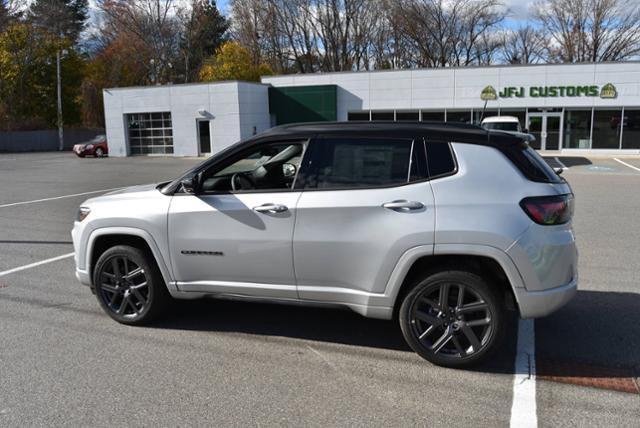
545,115 -> 561,150
197,120 -> 211,155
528,113 -> 562,151
528,115 -> 543,150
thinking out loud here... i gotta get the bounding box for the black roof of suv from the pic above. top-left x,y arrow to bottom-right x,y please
262,121 -> 522,147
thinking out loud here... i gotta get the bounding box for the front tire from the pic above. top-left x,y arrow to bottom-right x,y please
399,270 -> 505,368
93,245 -> 171,325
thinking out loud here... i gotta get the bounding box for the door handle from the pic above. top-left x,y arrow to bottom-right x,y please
253,203 -> 288,213
382,200 -> 425,211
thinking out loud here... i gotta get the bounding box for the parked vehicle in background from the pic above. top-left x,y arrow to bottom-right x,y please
73,135 -> 108,157
72,122 -> 577,368
481,116 -> 536,143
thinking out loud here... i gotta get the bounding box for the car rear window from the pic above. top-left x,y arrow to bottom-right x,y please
502,144 -> 562,183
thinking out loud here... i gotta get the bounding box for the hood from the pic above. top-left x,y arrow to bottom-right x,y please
81,183 -> 161,207
103,183 -> 160,196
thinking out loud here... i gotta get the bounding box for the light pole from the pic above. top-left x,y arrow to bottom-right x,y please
56,49 -> 64,151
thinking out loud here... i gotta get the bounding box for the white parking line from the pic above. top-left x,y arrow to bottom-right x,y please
0,253 -> 74,278
0,187 -> 124,208
510,318 -> 537,428
613,158 -> 640,172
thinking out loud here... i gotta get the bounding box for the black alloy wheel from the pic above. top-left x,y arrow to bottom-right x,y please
93,245 -> 170,325
399,270 -> 505,368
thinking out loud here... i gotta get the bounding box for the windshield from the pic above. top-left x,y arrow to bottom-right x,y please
483,122 -> 520,132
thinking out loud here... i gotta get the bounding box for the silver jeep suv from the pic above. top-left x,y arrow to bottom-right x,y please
72,122 -> 577,367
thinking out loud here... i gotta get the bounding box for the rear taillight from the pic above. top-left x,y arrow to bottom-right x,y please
520,194 -> 574,225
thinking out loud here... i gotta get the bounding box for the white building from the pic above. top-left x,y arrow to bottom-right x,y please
103,62 -> 640,156
103,81 -> 270,157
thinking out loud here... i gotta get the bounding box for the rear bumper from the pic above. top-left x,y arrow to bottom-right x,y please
507,222 -> 578,318
514,276 -> 578,318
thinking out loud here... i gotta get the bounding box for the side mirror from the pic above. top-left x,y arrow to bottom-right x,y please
554,167 -> 564,176
181,176 -> 198,194
523,128 -> 529,134
282,163 -> 297,178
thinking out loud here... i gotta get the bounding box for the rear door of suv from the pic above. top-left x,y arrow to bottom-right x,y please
292,134 -> 436,303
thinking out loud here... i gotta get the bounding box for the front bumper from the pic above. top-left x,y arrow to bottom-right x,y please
71,220 -> 92,287
75,268 -> 92,286
73,145 -> 91,156
513,276 -> 578,318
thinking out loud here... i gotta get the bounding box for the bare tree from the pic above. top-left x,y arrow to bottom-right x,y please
229,0 -> 509,72
264,0 -> 319,73
96,0 -> 181,84
501,25 -> 547,64
456,0 -> 505,65
229,0 -> 265,65
392,0 -> 506,68
535,0 -> 640,62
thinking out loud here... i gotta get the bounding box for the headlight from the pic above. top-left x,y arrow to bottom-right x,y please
77,207 -> 91,222
85,144 -> 94,150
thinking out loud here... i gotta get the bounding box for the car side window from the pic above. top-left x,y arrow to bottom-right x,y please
199,141 -> 305,193
425,141 -> 456,178
298,137 -> 427,190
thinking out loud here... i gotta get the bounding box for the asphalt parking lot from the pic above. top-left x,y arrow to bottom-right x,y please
0,152 -> 639,426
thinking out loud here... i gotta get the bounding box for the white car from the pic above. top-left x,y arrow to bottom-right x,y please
72,122 -> 576,367
481,116 -> 535,143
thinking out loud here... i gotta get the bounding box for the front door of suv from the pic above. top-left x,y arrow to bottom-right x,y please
293,135 -> 436,304
167,139 -> 306,298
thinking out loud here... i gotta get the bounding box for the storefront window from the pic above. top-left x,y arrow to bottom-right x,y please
622,109 -> 640,149
396,111 -> 419,121
371,111 -> 395,121
446,110 -> 472,124
563,109 -> 592,149
347,111 -> 370,121
592,109 -> 622,149
421,111 -> 445,122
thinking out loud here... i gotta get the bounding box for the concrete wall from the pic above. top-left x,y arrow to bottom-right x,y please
0,129 -> 105,153
262,62 -> 640,119
238,82 -> 272,143
103,81 -> 270,157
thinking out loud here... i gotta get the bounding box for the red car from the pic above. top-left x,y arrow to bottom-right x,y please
73,135 -> 108,157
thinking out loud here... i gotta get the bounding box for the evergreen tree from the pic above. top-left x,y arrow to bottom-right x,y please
28,0 -> 89,44
180,0 -> 229,82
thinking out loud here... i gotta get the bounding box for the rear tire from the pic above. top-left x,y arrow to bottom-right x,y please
93,245 -> 171,325
94,147 -> 104,157
399,270 -> 505,368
